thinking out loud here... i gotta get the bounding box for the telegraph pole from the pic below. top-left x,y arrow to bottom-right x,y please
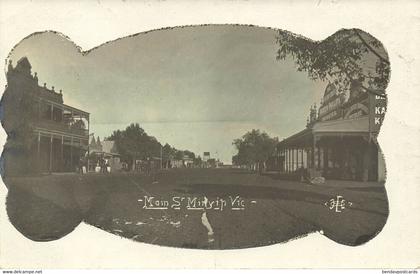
87,132 -> 94,173
160,145 -> 163,170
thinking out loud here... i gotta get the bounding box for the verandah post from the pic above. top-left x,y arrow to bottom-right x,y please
49,134 -> 53,173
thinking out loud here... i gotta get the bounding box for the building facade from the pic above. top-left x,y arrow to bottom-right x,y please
275,82 -> 386,182
89,136 -> 123,172
2,57 -> 90,175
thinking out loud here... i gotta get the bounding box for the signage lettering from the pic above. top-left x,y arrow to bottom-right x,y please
369,93 -> 387,133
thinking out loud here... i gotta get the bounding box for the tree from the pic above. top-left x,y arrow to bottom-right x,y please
174,150 -> 184,161
232,155 -> 239,166
107,123 -> 162,170
232,129 -> 278,173
182,150 -> 195,160
107,124 -> 198,170
276,29 -> 390,97
194,155 -> 202,168
162,143 -> 174,159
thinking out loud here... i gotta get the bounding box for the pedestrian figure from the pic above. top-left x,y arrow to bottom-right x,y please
78,158 -> 84,174
149,159 -> 159,184
144,158 -> 150,176
95,162 -> 101,173
105,159 -> 111,173
100,158 -> 106,173
103,159 -> 106,173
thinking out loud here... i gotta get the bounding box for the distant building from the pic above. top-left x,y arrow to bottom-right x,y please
203,152 -> 210,161
200,152 -> 223,168
88,136 -> 123,172
101,140 -> 123,172
89,136 -> 103,153
170,159 -> 184,168
2,57 -> 90,175
206,158 -> 215,168
183,155 -> 194,168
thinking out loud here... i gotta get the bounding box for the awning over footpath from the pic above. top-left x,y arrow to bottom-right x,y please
277,116 -> 370,149
89,150 -> 120,158
277,128 -> 313,149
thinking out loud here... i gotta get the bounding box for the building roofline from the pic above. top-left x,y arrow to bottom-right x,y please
277,127 -> 312,148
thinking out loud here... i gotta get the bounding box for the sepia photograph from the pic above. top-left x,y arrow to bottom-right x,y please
1,25 -> 389,249
1,0 -> 420,272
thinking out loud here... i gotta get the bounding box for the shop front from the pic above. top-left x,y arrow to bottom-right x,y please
276,83 -> 386,183
311,116 -> 385,182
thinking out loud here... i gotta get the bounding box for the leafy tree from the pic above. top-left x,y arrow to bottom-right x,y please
108,123 -> 162,170
174,150 -> 184,161
107,124 -> 197,170
232,129 -> 278,172
182,150 -> 195,160
162,143 -> 175,160
276,29 -> 390,97
232,155 -> 239,166
194,155 -> 202,167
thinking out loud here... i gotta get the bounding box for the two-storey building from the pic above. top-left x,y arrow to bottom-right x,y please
275,81 -> 386,182
2,57 -> 90,175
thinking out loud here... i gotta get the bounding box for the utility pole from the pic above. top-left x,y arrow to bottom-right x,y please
160,145 -> 163,170
87,132 -> 94,173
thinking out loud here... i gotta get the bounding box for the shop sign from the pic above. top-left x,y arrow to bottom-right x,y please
369,93 -> 387,133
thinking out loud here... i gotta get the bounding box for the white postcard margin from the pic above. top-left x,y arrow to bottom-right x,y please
0,0 -> 419,269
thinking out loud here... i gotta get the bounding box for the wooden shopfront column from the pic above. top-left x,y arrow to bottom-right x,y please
49,134 -> 53,173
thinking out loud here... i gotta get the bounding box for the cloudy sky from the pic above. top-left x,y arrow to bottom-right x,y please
7,25 -> 326,163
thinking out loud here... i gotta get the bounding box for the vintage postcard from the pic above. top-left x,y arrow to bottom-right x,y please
0,0 -> 419,271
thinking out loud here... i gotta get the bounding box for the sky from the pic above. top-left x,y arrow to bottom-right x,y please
7,25 -> 326,163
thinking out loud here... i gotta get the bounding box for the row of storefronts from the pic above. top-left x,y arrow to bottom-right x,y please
270,82 -> 386,182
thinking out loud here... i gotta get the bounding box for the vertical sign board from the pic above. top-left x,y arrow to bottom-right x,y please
368,92 -> 387,182
369,92 -> 387,134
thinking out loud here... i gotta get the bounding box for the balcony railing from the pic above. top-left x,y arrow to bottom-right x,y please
33,118 -> 89,137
